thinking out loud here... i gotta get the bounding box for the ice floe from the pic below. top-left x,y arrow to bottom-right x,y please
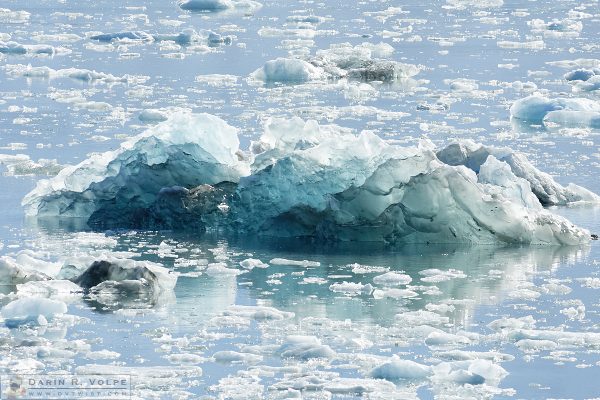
510,95 -> 600,128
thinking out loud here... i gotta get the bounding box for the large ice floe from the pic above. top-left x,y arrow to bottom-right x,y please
23,113 -> 597,245
510,95 -> 600,128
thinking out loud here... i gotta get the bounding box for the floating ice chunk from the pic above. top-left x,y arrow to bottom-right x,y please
395,310 -> 450,327
0,8 -> 30,23
446,0 -> 503,8
372,271 -> 412,286
529,19 -> 582,37
213,351 -> 263,364
205,262 -> 243,276
370,356 -> 432,380
178,0 -> 262,12
497,40 -> 545,50
223,305 -> 294,320
0,153 -> 62,176
90,31 -> 154,43
372,288 -> 418,299
0,256 -> 50,284
269,258 -> 320,267
4,64 -> 144,85
437,139 -> 600,206
138,109 -> 170,123
23,113 -> 246,227
515,339 -> 558,352
419,268 -> 466,283
510,95 -> 600,126
564,68 -> 600,82
153,29 -> 202,45
239,258 -> 268,269
277,335 -> 335,359
73,258 -> 177,303
432,359 -> 507,386
1,297 -> 67,327
16,280 -> 82,300
425,331 -> 471,347
329,281 -> 374,295
250,58 -> 325,83
0,41 -> 56,56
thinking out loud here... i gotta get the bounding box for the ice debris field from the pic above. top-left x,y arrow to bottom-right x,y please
1,0 -> 600,399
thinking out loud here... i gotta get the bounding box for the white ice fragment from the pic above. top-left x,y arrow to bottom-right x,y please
239,258 -> 268,269
1,297 -> 67,327
370,356 -> 432,380
277,335 -> 335,359
329,281 -> 374,295
250,58 -> 325,83
372,271 -> 412,286
269,258 -> 320,267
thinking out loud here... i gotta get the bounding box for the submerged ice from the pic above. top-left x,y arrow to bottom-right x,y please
23,113 -> 596,245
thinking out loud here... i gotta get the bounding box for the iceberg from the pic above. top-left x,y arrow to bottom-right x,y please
510,95 -> 600,128
23,113 -> 596,245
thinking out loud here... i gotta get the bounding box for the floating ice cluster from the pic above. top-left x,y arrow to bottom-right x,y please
23,113 -> 597,245
250,42 -> 419,83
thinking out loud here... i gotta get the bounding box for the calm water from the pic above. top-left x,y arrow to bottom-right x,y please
1,0 -> 599,398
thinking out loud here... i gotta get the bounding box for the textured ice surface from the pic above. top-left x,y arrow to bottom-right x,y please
23,113 -> 246,228
23,114 -> 595,244
250,58 -> 325,83
437,139 -> 600,206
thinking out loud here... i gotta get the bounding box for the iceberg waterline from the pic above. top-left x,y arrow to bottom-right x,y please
22,113 -> 597,245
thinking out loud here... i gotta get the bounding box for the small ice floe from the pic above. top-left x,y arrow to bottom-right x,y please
213,350 -> 263,364
0,154 -> 62,177
249,58 -> 326,83
0,41 -> 59,56
89,31 -> 154,43
178,0 -> 262,13
222,305 -> 294,321
138,109 -> 170,123
370,356 -> 432,380
1,297 -> 67,328
4,64 -> 148,85
510,95 -> 600,128
372,288 -> 418,299
419,268 -> 466,283
329,281 -> 374,295
73,258 -> 178,306
0,7 -> 31,23
239,258 -> 269,269
372,271 -> 412,286
277,335 -> 335,359
16,280 -> 82,300
497,40 -> 545,50
250,42 -> 419,84
563,68 -> 600,93
269,258 -> 320,267
528,18 -> 583,38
